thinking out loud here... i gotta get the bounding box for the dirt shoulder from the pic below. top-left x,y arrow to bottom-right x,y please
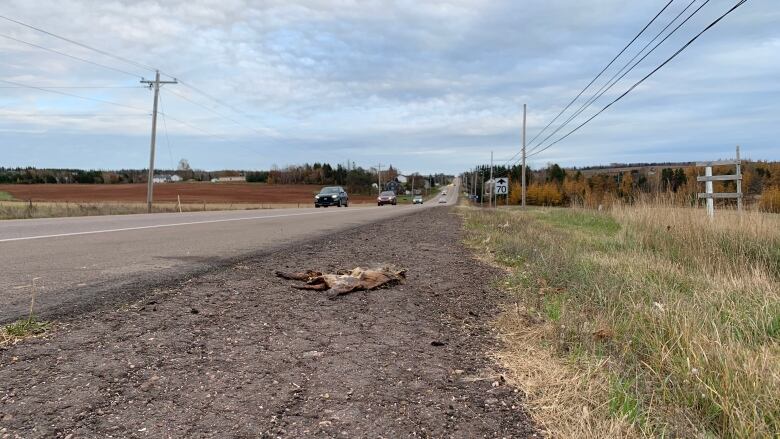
0,207 -> 537,438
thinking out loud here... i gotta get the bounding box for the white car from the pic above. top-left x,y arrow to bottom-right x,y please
438,196 -> 447,204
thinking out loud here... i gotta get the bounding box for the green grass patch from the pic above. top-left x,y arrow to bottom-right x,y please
0,191 -> 15,201
460,205 -> 780,437
536,208 -> 621,236
1,317 -> 51,347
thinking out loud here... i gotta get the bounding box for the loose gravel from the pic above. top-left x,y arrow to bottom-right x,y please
0,207 -> 537,438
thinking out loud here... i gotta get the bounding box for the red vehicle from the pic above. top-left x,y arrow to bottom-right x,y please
377,191 -> 397,206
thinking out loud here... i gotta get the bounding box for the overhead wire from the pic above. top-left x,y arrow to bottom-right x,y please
526,0 -> 749,159
0,78 -> 149,112
526,0 -> 705,155
158,92 -> 176,169
0,85 -> 144,89
1,14 -> 266,135
163,87 -> 266,135
0,33 -> 144,78
0,14 -> 157,73
524,0 -> 676,151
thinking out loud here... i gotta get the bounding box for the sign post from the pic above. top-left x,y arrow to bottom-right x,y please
495,177 -> 508,202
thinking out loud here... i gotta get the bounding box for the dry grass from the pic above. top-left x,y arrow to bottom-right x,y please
461,203 -> 779,438
0,200 -> 375,220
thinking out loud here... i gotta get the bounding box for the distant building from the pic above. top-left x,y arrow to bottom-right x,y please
152,174 -> 181,184
384,179 -> 402,194
211,176 -> 246,183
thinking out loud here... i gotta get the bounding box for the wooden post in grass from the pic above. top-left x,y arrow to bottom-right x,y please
696,146 -> 743,219
705,166 -> 714,218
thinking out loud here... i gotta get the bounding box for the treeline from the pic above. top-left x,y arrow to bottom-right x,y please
250,163 -> 447,195
0,164 -> 451,196
467,160 -> 780,212
0,167 -> 230,184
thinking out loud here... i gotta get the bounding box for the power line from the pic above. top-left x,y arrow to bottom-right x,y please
163,88 -> 267,135
177,80 -> 260,122
0,14 -> 261,130
157,111 -> 231,141
0,33 -> 143,78
525,0 -> 675,150
527,0 -> 704,155
527,0 -> 749,159
0,78 -> 149,112
0,85 -> 143,89
0,14 -> 156,73
0,112 -> 147,117
158,93 -> 176,170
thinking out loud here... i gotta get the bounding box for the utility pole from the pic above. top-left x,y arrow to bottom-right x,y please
141,70 -> 177,213
521,104 -> 527,208
480,170 -> 483,208
489,151 -> 494,208
376,163 -> 383,193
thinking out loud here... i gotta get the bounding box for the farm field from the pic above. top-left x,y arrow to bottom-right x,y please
0,183 -> 375,204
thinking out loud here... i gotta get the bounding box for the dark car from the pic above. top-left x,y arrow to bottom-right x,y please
315,186 -> 349,208
377,191 -> 397,206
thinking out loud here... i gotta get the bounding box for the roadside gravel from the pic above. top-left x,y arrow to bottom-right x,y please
0,207 -> 537,438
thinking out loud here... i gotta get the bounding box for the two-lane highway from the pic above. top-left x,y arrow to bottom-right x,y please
0,182 -> 459,322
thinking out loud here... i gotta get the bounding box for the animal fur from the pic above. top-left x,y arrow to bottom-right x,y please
276,267 -> 406,296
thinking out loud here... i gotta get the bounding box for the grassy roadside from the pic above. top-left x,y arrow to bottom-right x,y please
0,200 -> 379,220
0,191 -> 14,201
460,205 -> 779,437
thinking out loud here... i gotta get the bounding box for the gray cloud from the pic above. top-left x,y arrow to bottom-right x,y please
1,0 -> 778,173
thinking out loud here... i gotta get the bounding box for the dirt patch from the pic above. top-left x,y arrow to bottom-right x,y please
0,183 -> 375,204
0,208 -> 537,438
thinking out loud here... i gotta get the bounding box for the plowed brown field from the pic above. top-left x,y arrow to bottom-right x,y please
0,183 -> 374,204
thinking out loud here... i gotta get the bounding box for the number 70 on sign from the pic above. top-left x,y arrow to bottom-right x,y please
495,178 -> 508,194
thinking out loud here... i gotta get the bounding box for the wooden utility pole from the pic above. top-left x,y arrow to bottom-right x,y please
472,166 -> 477,202
521,104 -> 527,208
141,70 -> 177,213
375,163 -> 383,193
489,151 -> 494,208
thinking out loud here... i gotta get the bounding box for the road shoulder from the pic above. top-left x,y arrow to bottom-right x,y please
0,207 -> 537,437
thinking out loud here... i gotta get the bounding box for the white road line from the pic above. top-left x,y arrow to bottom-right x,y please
0,207 -> 388,243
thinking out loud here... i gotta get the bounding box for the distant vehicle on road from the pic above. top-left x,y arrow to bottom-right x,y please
377,191 -> 397,206
413,195 -> 423,205
315,186 -> 349,208
438,196 -> 447,204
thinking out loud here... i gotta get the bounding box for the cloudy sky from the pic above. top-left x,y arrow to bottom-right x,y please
1,0 -> 777,174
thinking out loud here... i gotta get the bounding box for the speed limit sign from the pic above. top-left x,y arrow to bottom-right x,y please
495,177 -> 508,195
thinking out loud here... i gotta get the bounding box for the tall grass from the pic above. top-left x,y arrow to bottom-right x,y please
461,203 -> 779,437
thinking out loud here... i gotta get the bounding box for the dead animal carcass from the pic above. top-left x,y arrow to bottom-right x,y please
276,267 -> 406,296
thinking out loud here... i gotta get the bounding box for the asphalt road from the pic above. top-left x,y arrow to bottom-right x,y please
0,182 -> 459,323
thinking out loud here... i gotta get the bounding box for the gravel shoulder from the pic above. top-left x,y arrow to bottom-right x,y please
0,207 -> 537,438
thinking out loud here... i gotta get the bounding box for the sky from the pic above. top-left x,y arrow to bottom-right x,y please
0,0 -> 778,175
